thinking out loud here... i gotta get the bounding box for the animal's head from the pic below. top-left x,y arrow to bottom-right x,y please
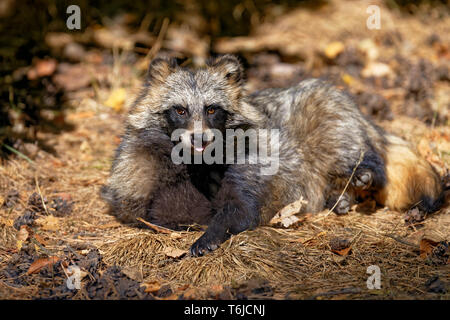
128,55 -> 262,152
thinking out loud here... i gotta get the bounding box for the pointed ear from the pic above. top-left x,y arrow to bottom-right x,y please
147,57 -> 178,84
207,55 -> 243,86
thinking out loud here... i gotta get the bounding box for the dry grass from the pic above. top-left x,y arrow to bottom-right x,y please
99,209 -> 450,299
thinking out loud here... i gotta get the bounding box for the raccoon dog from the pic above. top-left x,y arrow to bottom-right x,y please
101,55 -> 444,256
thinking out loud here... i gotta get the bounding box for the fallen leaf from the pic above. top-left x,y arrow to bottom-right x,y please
182,288 -> 200,299
341,73 -> 355,86
16,225 -> 30,251
208,284 -> 224,299
35,215 -> 60,231
333,246 -> 352,256
361,62 -> 393,78
27,256 -> 60,275
51,193 -> 72,202
122,266 -> 143,282
51,158 -> 65,168
177,284 -> 190,291
330,238 -> 352,256
170,232 -> 183,239
33,233 -> 47,246
324,41 -> 345,59
0,217 -> 14,227
141,280 -> 162,293
358,38 -> 379,61
163,246 -> 187,259
17,225 -> 30,241
27,59 -> 57,80
53,63 -> 92,91
104,88 -> 127,112
270,197 -> 307,227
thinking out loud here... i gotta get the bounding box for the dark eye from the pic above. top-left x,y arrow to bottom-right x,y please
173,106 -> 186,116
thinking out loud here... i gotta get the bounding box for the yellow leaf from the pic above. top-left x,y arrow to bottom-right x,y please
104,88 -> 126,112
0,218 -> 14,227
17,240 -> 23,251
324,41 -> 345,59
341,73 -> 354,86
35,215 -> 60,231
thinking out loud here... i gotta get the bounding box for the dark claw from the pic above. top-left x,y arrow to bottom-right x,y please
190,230 -> 228,257
334,198 -> 350,215
353,170 -> 373,189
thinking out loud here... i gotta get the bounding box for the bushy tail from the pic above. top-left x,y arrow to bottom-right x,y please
374,135 -> 444,213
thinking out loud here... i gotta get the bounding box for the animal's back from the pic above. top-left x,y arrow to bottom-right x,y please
250,79 -> 443,220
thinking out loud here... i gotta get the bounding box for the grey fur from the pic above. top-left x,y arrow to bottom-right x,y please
101,55 -> 443,256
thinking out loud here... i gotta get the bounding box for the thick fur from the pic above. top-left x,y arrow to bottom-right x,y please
101,55 -> 444,255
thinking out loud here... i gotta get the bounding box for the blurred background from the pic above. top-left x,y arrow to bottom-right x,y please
0,0 -> 448,160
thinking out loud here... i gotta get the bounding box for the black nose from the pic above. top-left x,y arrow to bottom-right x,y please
190,133 -> 205,147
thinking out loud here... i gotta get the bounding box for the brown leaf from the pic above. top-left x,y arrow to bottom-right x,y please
141,280 -> 162,293
27,59 -> 57,80
35,215 -> 60,231
16,225 -> 31,251
53,64 -> 92,91
163,246 -> 187,259
122,266 -> 143,282
33,233 -> 47,246
332,246 -> 352,256
52,193 -> 72,202
208,284 -> 224,299
17,225 -> 30,242
182,288 -> 200,300
330,238 -> 352,256
27,256 -> 60,275
420,238 -> 439,259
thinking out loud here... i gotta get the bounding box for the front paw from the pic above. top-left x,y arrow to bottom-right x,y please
352,169 -> 373,190
190,231 -> 227,257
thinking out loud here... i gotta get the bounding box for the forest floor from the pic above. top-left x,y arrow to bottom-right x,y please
0,0 -> 449,299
